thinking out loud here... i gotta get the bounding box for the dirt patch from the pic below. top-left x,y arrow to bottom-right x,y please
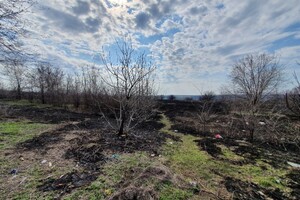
224,177 -> 288,200
119,165 -> 176,188
65,143 -> 106,170
37,171 -> 98,193
111,165 -> 187,200
17,130 -> 64,152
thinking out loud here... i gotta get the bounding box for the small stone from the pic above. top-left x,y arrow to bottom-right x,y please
174,130 -> 178,133
48,162 -> 52,167
169,142 -> 173,145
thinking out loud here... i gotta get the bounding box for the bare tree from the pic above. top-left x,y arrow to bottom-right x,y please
100,40 -> 156,136
81,67 -> 102,110
230,53 -> 283,142
285,72 -> 300,116
28,63 -> 65,105
197,91 -> 217,132
0,0 -> 34,61
1,57 -> 27,99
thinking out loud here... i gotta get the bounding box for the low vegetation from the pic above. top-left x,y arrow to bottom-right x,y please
0,100 -> 299,199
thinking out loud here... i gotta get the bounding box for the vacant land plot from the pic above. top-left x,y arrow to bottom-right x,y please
0,100 -> 299,199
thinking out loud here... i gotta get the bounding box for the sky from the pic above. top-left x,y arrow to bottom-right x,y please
19,0 -> 300,95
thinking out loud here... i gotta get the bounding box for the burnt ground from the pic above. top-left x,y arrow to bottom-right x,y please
159,100 -> 300,200
1,102 -> 180,198
1,100 -> 299,199
4,104 -> 96,123
224,177 -> 287,200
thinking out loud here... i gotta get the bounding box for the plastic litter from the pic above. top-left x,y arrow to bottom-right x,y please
287,161 -> 300,168
215,134 -> 223,139
10,169 -> 18,175
111,154 -> 120,159
41,160 -> 47,164
258,121 -> 266,125
189,181 -> 197,187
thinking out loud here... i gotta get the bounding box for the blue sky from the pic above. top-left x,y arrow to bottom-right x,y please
20,0 -> 300,95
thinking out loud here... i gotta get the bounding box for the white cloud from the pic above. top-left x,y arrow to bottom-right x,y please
15,0 -> 300,95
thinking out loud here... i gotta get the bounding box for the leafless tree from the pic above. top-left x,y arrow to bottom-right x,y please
1,57 -> 27,99
285,72 -> 300,116
197,91 -> 217,132
27,62 -> 65,105
0,0 -> 34,62
229,53 -> 283,142
81,67 -> 102,110
100,40 -> 156,136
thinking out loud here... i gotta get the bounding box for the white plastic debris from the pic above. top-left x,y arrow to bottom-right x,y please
258,121 -> 266,125
287,161 -> 300,168
48,162 -> 52,167
41,160 -> 47,164
189,181 -> 198,187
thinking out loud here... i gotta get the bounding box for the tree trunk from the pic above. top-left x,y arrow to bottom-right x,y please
16,83 -> 21,100
118,118 -> 125,136
41,86 -> 45,104
249,129 -> 254,143
118,108 -> 126,136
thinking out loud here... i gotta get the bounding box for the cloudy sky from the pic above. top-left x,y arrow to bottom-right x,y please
22,0 -> 300,95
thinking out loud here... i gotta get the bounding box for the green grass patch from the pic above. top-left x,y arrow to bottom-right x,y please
0,121 -> 52,149
160,114 -> 291,194
219,144 -> 245,162
159,183 -> 193,200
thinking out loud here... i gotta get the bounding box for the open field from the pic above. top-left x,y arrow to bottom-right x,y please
0,100 -> 299,200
